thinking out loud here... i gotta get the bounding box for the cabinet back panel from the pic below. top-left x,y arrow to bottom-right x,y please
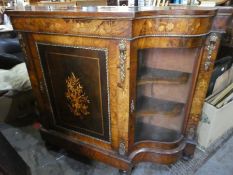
138,48 -> 199,73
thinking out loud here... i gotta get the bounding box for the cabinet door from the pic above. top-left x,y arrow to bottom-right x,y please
132,37 -> 203,143
37,43 -> 110,141
28,34 -> 122,151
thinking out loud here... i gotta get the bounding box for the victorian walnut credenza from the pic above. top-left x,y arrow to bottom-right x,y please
6,6 -> 233,174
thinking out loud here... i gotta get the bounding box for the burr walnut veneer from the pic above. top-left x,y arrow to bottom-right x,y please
6,6 -> 232,174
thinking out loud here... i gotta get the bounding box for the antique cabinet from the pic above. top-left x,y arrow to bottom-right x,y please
6,6 -> 231,174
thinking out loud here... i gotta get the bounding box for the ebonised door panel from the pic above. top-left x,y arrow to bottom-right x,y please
36,43 -> 111,142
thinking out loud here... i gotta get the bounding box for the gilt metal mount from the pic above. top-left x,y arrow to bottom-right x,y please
119,140 -> 126,156
118,39 -> 127,88
204,33 -> 218,71
130,99 -> 135,113
187,126 -> 195,140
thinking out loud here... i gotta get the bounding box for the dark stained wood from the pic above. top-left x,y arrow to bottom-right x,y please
6,6 -> 232,172
212,7 -> 233,33
37,43 -> 111,142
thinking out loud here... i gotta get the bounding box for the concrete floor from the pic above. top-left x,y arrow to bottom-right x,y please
195,135 -> 233,175
0,123 -> 233,175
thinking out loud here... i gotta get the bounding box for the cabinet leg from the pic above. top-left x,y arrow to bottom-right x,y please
119,169 -> 132,175
183,139 -> 197,160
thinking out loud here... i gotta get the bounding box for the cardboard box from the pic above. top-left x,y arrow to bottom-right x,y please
197,100 -> 233,148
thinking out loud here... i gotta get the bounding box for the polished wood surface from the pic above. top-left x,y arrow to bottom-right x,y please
6,6 -> 232,173
29,0 -> 107,6
35,0 -> 107,6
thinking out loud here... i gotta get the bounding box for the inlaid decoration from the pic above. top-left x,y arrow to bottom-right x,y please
65,72 -> 90,118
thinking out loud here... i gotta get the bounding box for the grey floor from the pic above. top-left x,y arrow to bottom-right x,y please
195,135 -> 233,175
0,123 -> 233,175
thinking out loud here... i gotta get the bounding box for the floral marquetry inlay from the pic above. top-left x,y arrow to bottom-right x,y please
65,72 -> 90,118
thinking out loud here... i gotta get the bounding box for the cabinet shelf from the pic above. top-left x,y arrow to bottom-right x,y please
137,75 -> 192,103
137,68 -> 190,85
136,96 -> 184,117
135,120 -> 181,142
136,111 -> 182,117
